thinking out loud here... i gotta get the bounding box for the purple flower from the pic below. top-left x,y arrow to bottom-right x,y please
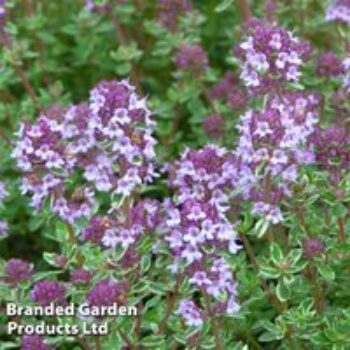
71,268 -> 93,286
187,258 -> 240,315
80,199 -> 161,272
82,199 -> 161,254
157,0 -> 192,31
326,0 -> 350,24
87,279 -> 128,307
4,259 -> 33,286
235,20 -> 312,94
211,71 -> 237,99
311,126 -> 350,183
264,0 -> 278,20
227,88 -> 247,110
210,71 -> 246,110
253,202 -> 283,224
163,146 -> 241,260
316,52 -> 344,78
175,44 -> 209,75
235,92 -> 320,222
236,92 -> 319,167
53,255 -> 68,268
161,146 -> 241,319
189,271 -> 212,288
13,80 -> 157,222
176,299 -> 203,327
52,188 -> 95,224
302,238 -> 325,259
32,280 -> 66,306
202,114 -> 225,138
21,335 -> 48,350
82,216 -> 114,245
119,248 -> 141,268
88,80 -> 157,195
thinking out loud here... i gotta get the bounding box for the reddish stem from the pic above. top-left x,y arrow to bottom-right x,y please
157,274 -> 183,334
337,217 -> 346,243
240,234 -> 280,310
237,0 -> 252,23
66,222 -> 85,267
0,33 -> 40,112
202,289 -> 223,350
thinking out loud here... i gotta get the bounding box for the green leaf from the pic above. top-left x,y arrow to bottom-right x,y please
110,43 -> 142,62
33,271 -> 62,281
276,281 -> 290,302
215,0 -> 235,12
141,255 -> 151,273
289,261 -> 307,274
141,335 -> 166,348
148,282 -> 171,295
270,243 -> 284,265
259,332 -> 281,342
287,249 -> 302,266
330,203 -> 347,218
239,212 -> 254,233
0,342 -> 19,349
252,219 -> 269,238
43,252 -> 57,267
317,264 -> 335,281
116,62 -> 132,75
259,265 -> 280,279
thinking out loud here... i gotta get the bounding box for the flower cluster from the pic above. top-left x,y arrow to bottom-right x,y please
264,0 -> 278,21
189,258 -> 240,311
82,215 -> 112,245
210,71 -> 237,99
31,280 -> 66,306
316,52 -> 344,78
70,268 -> 93,286
235,92 -> 319,222
202,114 -> 225,138
210,71 -> 246,110
157,0 -> 192,31
4,259 -> 33,286
165,145 -> 241,260
176,299 -> 203,326
12,80 -> 157,223
325,0 -> 350,24
103,199 -> 160,248
87,278 -> 128,307
311,126 -> 350,183
302,237 -> 325,259
53,254 -> 68,269
82,199 -> 161,268
163,145 -> 240,323
175,259 -> 240,326
21,335 -> 48,350
83,199 -> 160,247
175,44 -> 209,75
236,21 -> 311,93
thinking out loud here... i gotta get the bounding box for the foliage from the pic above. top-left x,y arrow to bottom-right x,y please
0,0 -> 350,349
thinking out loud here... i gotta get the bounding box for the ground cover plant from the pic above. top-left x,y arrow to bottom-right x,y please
0,0 -> 350,349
